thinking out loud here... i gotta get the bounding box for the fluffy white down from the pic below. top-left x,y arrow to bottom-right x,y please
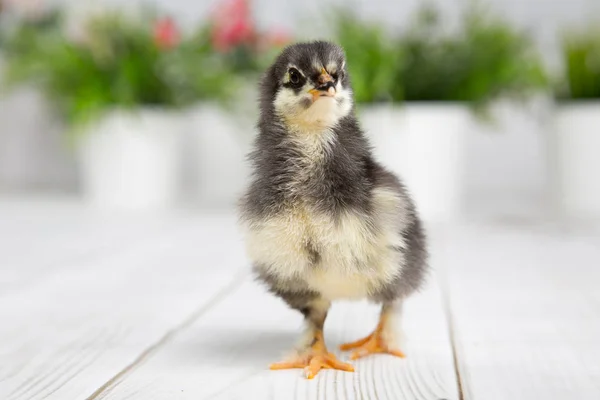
244,185 -> 407,300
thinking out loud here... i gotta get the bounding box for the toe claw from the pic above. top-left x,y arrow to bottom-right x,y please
305,358 -> 323,379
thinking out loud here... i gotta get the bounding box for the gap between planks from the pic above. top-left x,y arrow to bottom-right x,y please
438,265 -> 467,400
86,270 -> 248,400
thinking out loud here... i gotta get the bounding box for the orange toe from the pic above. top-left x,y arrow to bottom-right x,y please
305,353 -> 354,379
270,352 -> 354,379
270,360 -> 307,370
342,333 -> 406,360
349,342 -> 406,360
387,349 -> 407,358
339,334 -> 373,351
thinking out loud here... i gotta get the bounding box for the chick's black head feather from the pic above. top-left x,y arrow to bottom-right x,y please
258,41 -> 354,129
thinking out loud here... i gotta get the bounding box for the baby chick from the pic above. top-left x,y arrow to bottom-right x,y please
239,41 -> 427,379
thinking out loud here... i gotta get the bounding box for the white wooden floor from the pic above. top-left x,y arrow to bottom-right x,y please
1,197 -> 599,400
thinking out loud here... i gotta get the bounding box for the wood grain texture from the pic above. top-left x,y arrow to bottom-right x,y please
94,269 -> 459,400
437,224 -> 600,400
0,198 -> 191,293
0,205 -> 247,400
5,198 -> 599,400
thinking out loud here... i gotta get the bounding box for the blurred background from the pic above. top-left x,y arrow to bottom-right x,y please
1,3 -> 600,398
1,0 -> 600,225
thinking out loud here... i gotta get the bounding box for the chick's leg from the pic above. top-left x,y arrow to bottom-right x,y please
270,298 -> 354,379
340,301 -> 406,360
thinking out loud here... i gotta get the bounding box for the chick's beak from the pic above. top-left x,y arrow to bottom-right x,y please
308,68 -> 336,102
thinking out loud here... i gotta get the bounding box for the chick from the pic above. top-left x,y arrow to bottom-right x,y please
239,41 -> 427,379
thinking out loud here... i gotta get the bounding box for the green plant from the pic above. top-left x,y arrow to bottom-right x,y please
395,4 -> 547,107
331,9 -> 401,104
559,26 -> 600,100
2,9 -> 234,130
0,6 -> 62,54
332,4 -> 547,108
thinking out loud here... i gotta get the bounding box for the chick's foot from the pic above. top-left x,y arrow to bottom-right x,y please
270,351 -> 354,379
340,317 -> 406,360
270,331 -> 354,379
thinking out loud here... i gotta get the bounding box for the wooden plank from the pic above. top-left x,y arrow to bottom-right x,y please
438,225 -> 600,400
0,197 -> 187,293
94,265 -> 459,399
0,210 -> 247,400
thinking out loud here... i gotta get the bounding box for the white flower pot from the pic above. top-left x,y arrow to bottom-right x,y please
78,109 -> 184,211
359,103 -> 470,223
0,87 -> 76,190
189,103 -> 255,208
553,103 -> 600,221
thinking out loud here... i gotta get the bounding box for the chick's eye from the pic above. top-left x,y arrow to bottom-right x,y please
289,68 -> 301,84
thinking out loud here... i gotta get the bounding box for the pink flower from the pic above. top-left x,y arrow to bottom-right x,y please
154,17 -> 180,50
211,0 -> 255,52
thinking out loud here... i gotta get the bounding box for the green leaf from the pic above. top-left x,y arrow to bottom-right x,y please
1,9 -> 236,130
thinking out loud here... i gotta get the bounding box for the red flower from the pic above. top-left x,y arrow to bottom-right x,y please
154,17 -> 180,50
211,0 -> 255,52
